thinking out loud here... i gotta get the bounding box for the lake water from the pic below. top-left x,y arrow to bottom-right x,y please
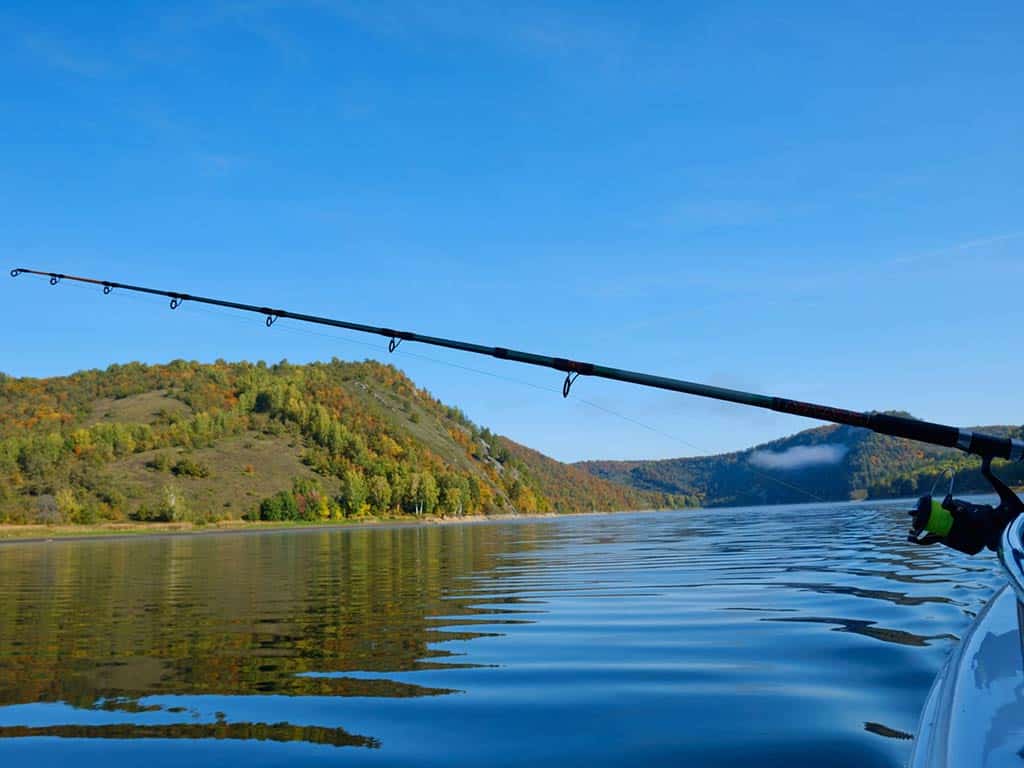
0,501 -> 1006,767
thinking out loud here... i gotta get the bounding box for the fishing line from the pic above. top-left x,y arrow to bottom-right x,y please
19,271 -> 825,502
16,268 -> 1022,500
16,269 -> 1024,560
265,320 -> 825,501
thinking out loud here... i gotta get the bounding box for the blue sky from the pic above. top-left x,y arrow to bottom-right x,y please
2,1 -> 1021,462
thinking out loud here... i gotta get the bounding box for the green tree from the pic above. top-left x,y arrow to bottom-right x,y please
55,488 -> 82,522
338,468 -> 368,517
158,484 -> 189,522
259,490 -> 298,521
416,471 -> 439,516
171,457 -> 210,478
292,477 -> 323,521
440,474 -> 470,516
367,475 -> 392,513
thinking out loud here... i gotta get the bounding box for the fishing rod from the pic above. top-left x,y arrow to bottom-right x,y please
10,266 -> 1024,554
11,267 -> 1024,462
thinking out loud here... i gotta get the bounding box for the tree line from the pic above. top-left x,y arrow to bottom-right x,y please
0,359 -> 680,524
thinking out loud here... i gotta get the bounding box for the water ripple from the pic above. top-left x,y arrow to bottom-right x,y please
0,500 -> 1004,767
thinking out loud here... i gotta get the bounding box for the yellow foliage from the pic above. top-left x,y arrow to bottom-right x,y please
514,485 -> 538,514
477,483 -> 495,511
70,429 -> 93,456
377,435 -> 404,459
55,488 -> 82,522
317,495 -> 332,520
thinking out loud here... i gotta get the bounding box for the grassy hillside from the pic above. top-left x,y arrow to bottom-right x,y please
578,417 -> 1024,507
0,359 -> 680,525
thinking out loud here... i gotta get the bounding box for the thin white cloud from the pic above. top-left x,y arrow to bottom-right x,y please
749,443 -> 848,470
890,230 -> 1024,267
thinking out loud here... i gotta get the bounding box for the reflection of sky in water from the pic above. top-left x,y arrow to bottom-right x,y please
0,503 -> 1008,767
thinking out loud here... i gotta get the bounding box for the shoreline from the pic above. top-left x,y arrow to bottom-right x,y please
7,492 -> 990,545
0,509 -> 664,545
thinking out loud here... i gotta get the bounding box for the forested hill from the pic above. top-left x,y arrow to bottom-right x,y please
0,360 -> 679,525
578,418 -> 1024,508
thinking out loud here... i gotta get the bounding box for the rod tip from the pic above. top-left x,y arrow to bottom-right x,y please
9,268 -> 21,278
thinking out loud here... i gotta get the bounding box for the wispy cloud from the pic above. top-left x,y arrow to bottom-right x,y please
706,227 -> 1024,303
749,443 -> 848,470
310,0 -> 634,66
21,33 -> 107,77
889,230 -> 1024,267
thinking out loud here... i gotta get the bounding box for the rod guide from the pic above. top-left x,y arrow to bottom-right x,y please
9,266 -> 1022,463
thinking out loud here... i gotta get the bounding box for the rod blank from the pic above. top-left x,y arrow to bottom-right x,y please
11,266 -> 1024,463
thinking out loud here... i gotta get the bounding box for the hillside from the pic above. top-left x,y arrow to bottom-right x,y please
0,360 -> 679,525
578,417 -> 1024,507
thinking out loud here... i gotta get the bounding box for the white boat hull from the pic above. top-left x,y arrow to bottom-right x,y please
911,583 -> 1024,767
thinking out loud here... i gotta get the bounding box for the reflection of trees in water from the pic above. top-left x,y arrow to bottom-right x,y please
0,522 -> 546,747
863,721 -> 913,740
0,721 -> 380,749
774,581 -> 956,608
762,615 -> 955,647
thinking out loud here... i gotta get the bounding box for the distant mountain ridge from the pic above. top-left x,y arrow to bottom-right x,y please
577,417 -> 1024,507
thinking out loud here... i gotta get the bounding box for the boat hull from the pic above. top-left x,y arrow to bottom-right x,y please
910,583 -> 1024,767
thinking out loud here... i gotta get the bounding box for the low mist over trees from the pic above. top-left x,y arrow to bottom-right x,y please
579,420 -> 1024,507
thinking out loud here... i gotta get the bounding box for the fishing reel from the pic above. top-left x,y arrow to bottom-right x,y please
908,457 -> 1024,555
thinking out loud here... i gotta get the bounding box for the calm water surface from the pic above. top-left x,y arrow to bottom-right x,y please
0,502 -> 1006,767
